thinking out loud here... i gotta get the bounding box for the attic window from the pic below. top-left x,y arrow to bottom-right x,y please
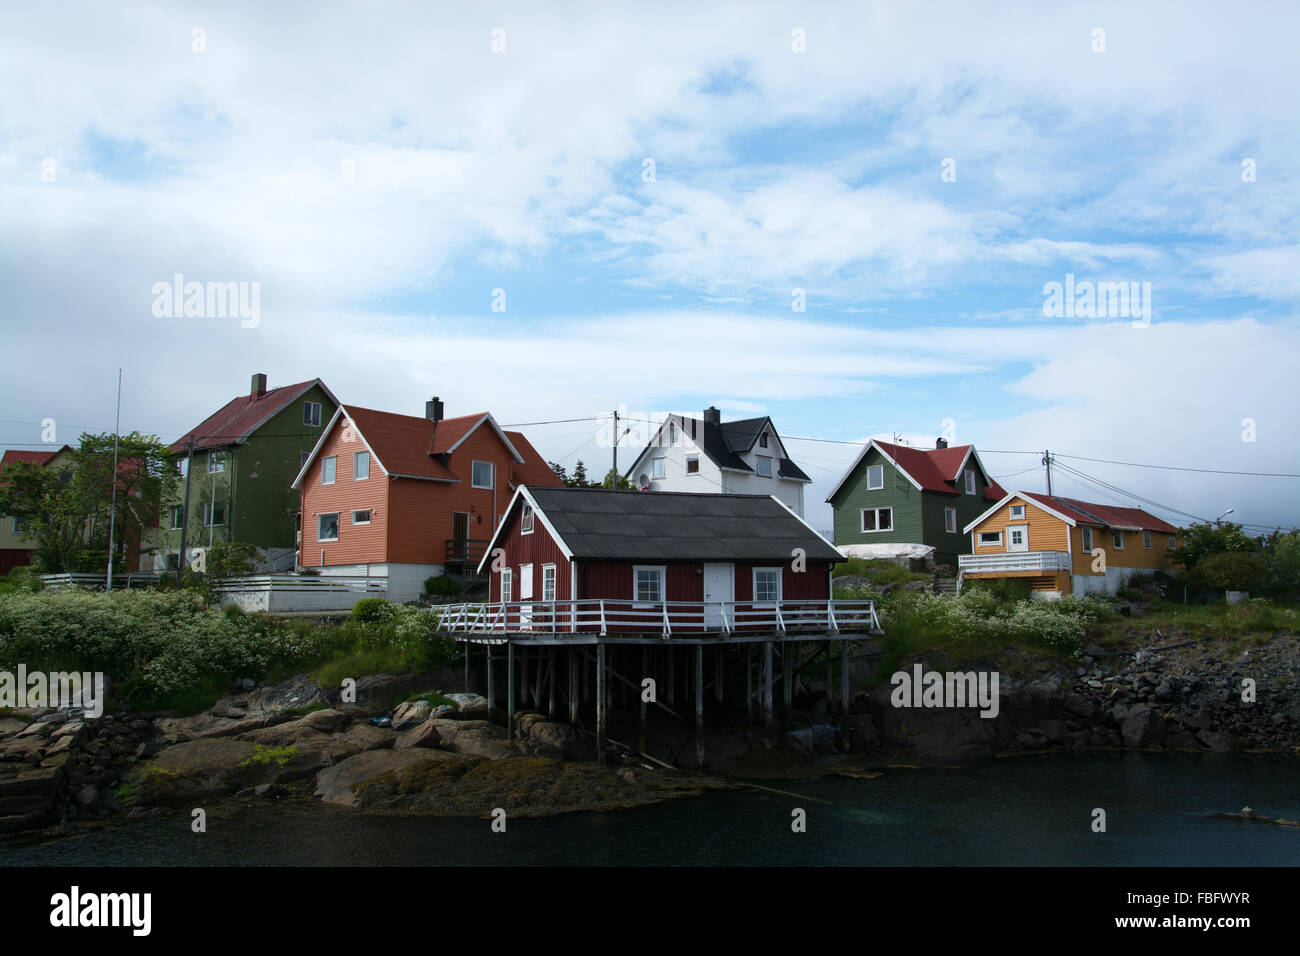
686,456 -> 699,474
668,422 -> 676,446
867,465 -> 884,490
1143,531 -> 1152,549
208,451 -> 225,474
472,461 -> 494,489
964,469 -> 976,495
759,432 -> 768,449
1009,504 -> 1025,520
304,402 -> 321,427
522,503 -> 534,534
756,456 -> 772,477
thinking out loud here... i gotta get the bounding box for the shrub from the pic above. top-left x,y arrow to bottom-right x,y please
351,598 -> 400,625
424,575 -> 462,597
1197,552 -> 1266,592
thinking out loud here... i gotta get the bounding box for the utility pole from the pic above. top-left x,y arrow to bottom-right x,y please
177,435 -> 195,583
611,408 -> 619,488
105,369 -> 122,591
1042,449 -> 1053,495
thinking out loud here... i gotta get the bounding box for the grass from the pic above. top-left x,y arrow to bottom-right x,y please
399,690 -> 458,709
832,558 -> 932,587
239,745 -> 299,768
1096,598 -> 1298,643
311,644 -> 413,689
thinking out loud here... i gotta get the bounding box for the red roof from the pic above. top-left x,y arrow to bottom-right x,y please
170,379 -> 332,453
874,441 -> 1006,499
0,449 -> 61,470
1021,492 -> 1178,533
505,431 -> 563,488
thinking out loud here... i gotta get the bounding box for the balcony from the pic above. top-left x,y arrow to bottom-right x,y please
958,551 -> 1072,574
444,538 -> 491,566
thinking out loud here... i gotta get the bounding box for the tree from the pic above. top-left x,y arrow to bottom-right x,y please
0,459 -> 90,572
1258,529 -> 1300,596
1172,521 -> 1257,578
549,461 -> 570,485
601,468 -> 632,490
572,460 -> 591,487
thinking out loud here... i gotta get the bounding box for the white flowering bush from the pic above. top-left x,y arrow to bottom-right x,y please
878,588 -> 1108,654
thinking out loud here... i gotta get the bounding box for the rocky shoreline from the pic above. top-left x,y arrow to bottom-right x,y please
2,628 -> 1296,839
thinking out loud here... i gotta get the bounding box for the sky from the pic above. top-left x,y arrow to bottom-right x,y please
1,0 -> 1297,537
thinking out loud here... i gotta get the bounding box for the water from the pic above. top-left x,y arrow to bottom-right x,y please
4,752 -> 1297,866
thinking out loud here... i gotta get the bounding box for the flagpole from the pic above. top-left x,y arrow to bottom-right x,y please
105,369 -> 122,591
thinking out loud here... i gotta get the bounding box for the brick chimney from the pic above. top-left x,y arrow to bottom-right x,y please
703,406 -> 721,427
251,373 -> 268,398
426,397 -> 444,422
936,437 -> 948,449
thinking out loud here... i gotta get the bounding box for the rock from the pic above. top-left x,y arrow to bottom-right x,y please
1271,712 -> 1287,726
444,693 -> 487,717
0,718 -> 29,736
395,720 -> 442,750
1082,644 -> 1107,658
243,675 -> 326,713
130,738 -> 326,805
392,700 -> 431,729
76,784 -> 98,807
314,748 -> 454,807
428,719 -> 518,760
154,710 -> 296,742
1121,705 -> 1165,748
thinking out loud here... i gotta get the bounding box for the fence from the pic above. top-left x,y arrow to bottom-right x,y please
211,574 -> 387,614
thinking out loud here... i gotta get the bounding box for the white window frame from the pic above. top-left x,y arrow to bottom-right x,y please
978,531 -> 1003,547
1112,530 -> 1124,550
178,457 -> 189,478
866,464 -> 884,490
756,456 -> 773,477
542,563 -> 557,602
352,509 -> 371,525
861,507 -> 893,533
354,451 -> 370,481
1143,530 -> 1152,549
202,501 -> 225,527
500,567 -> 512,603
521,503 -> 534,534
472,460 -> 494,489
300,451 -> 310,470
651,457 -> 666,479
753,567 -> 782,604
633,565 -> 666,607
686,455 -> 700,474
1081,527 -> 1093,553
1169,535 -> 1177,550
964,469 -> 976,495
944,507 -> 957,534
207,451 -> 225,474
1009,504 -> 1025,520
304,401 -> 321,427
321,456 -> 336,485
317,512 -> 339,541
168,506 -> 183,530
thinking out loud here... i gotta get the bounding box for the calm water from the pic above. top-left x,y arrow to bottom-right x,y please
4,752 -> 1298,866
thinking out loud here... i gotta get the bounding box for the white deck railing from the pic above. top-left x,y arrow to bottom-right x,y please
211,574 -> 387,593
436,598 -> 881,638
958,551 -> 1072,574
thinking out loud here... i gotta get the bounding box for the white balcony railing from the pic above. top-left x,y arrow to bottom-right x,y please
958,551 -> 1072,574
436,599 -> 882,638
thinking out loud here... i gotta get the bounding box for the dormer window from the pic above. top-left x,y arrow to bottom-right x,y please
759,432 -> 769,449
756,456 -> 772,477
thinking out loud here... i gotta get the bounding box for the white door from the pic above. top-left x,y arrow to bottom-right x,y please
518,563 -> 534,629
1006,525 -> 1029,553
703,563 -> 733,630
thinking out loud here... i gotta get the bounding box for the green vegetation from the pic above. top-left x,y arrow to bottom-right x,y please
0,590 -> 455,711
239,744 -> 298,768
400,689 -> 457,709
1173,521 -> 1299,598
832,557 -> 932,587
424,575 -> 462,598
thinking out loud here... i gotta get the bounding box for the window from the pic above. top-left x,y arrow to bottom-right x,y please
686,455 -> 699,474
1081,527 -> 1093,553
668,422 -> 676,446
1169,535 -> 1177,550
500,567 -> 512,603
354,451 -> 370,480
964,469 -> 976,495
759,432 -> 769,449
651,458 -> 665,479
318,513 -> 339,541
866,464 -> 884,490
352,510 -> 371,525
207,451 -> 225,474
979,531 -> 1003,546
944,507 -> 957,533
1111,530 -> 1124,550
521,503 -> 534,534
542,564 -> 557,602
304,402 -> 321,427
472,460 -> 494,489
12,517 -> 30,534
1143,531 -> 1152,549
1009,504 -> 1025,520
321,456 -> 336,484
300,451 -> 310,470
634,566 -> 665,605
178,457 -> 189,478
202,502 -> 225,527
861,507 -> 893,533
756,456 -> 772,477
168,506 -> 183,530
754,568 -> 781,603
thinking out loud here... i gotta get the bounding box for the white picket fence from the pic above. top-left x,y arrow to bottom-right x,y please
212,574 -> 387,615
40,572 -> 162,590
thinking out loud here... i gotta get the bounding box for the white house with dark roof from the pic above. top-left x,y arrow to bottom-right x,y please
621,406 -> 812,517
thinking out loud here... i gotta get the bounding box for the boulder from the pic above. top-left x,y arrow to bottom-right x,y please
1121,705 -> 1166,748
314,748 -> 454,807
444,693 -> 487,718
395,720 -> 442,750
131,738 -> 327,805
428,719 -> 518,759
392,700 -> 431,729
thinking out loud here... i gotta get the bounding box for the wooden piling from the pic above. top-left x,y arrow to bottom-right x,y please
841,638 -> 851,752
568,649 -> 579,725
763,641 -> 773,745
486,643 -> 495,719
826,640 -> 833,719
695,643 -> 705,769
782,642 -> 792,709
596,642 -> 607,767
639,646 -> 648,755
746,645 -> 753,724
463,641 -> 470,693
666,647 -> 675,706
548,648 -> 556,718
507,642 -> 515,740
715,645 -> 723,704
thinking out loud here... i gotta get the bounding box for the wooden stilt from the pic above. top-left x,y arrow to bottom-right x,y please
507,642 -> 515,740
548,648 -> 556,718
782,641 -> 792,710
486,643 -> 495,719
715,645 -> 723,704
695,643 -> 705,769
746,645 -> 753,725
568,650 -> 579,725
464,641 -> 470,693
826,641 -> 833,719
639,646 -> 648,755
666,647 -> 675,706
521,648 -> 530,708
533,649 -> 545,708
763,641 -> 774,745
596,642 -> 607,767
841,638 -> 851,752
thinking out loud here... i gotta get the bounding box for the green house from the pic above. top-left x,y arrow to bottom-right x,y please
825,439 -> 1005,567
158,373 -> 339,571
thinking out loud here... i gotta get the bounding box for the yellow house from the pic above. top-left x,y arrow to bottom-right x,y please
959,491 -> 1180,597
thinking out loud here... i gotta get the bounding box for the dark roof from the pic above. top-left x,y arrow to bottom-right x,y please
625,413 -> 811,482
520,487 -> 841,562
171,379 -> 335,453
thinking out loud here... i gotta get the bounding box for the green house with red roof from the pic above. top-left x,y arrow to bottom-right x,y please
825,438 -> 1005,567
157,373 -> 338,571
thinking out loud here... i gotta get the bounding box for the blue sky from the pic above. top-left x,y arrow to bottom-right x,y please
0,0 -> 1297,535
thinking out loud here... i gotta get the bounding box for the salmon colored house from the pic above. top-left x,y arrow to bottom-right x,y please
292,398 -> 561,601
959,491 -> 1180,597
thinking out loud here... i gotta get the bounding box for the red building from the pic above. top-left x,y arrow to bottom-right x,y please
292,397 -> 561,601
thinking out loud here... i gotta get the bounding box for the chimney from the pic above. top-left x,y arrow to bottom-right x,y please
703,406 -> 721,427
936,437 -> 948,449
426,396 -> 444,423
251,373 -> 268,398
